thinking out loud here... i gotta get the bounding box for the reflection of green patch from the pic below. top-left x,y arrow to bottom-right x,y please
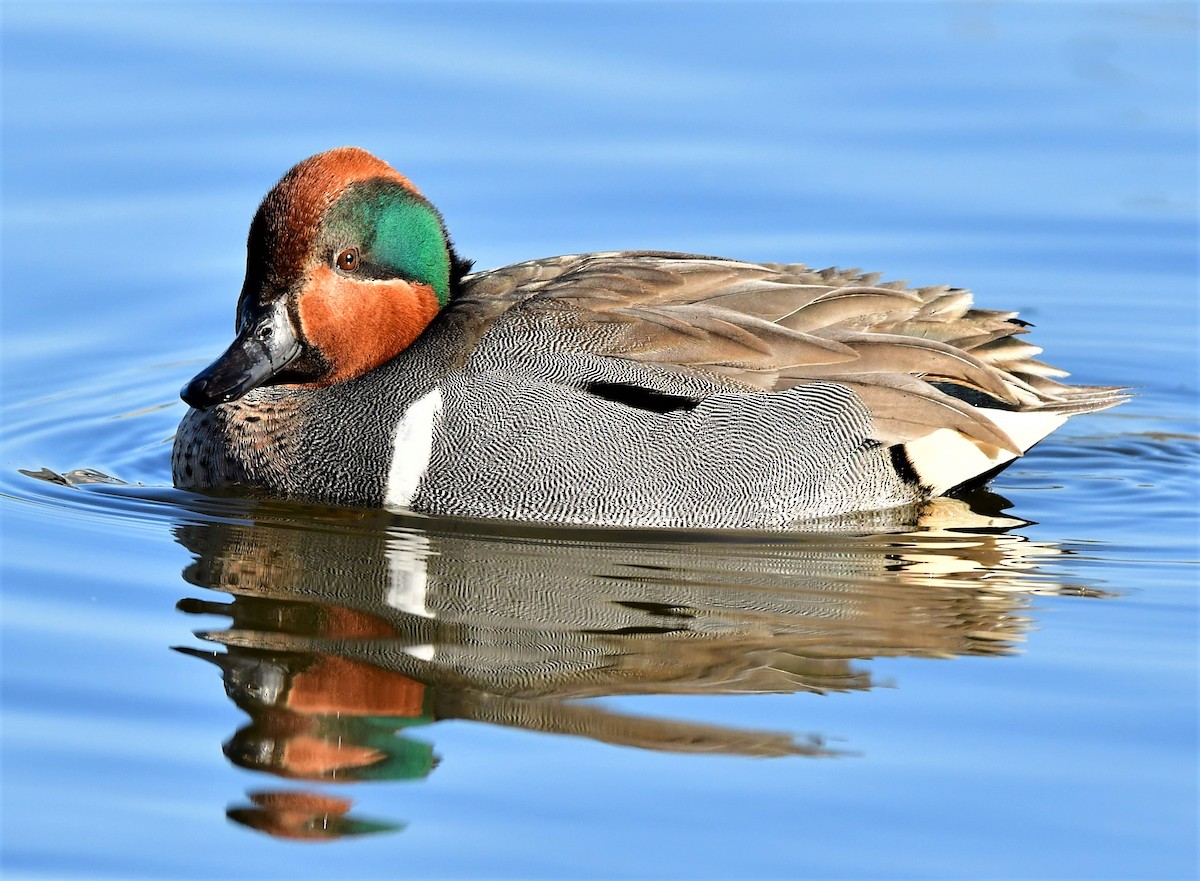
339,816 -> 405,837
320,714 -> 437,782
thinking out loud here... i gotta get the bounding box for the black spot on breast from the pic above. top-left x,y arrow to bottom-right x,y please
583,381 -> 700,414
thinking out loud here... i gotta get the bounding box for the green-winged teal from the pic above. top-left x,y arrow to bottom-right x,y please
173,147 -> 1124,528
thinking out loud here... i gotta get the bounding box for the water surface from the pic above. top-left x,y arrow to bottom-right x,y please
2,3 -> 1196,878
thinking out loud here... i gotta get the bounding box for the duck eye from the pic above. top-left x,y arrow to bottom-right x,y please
335,248 -> 359,273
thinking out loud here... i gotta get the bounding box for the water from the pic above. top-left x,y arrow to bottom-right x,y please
2,2 -> 1196,878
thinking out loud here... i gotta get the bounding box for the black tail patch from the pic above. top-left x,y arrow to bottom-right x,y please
889,444 -> 925,489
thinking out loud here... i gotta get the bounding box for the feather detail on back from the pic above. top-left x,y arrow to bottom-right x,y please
460,251 -> 1128,493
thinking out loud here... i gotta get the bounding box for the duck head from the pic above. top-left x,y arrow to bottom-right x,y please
181,147 -> 471,410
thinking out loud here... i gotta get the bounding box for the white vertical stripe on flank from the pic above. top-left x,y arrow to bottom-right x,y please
383,387 -> 442,510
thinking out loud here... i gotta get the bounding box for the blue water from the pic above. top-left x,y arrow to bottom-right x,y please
2,3 -> 1196,878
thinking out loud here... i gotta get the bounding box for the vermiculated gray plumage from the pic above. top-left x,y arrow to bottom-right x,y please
174,252 -> 1126,527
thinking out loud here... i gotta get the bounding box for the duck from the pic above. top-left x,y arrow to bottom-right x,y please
173,147 -> 1125,529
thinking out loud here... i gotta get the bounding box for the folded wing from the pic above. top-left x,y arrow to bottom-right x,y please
464,251 -> 1127,494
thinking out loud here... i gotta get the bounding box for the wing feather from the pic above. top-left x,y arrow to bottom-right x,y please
460,252 -> 1127,450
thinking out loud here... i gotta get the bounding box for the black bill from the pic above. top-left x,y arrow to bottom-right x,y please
181,304 -> 303,409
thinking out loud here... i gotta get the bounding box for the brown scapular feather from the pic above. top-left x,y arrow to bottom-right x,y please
468,252 -> 1129,441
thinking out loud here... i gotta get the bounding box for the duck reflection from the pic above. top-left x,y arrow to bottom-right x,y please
173,494 -> 1102,839
225,790 -> 399,841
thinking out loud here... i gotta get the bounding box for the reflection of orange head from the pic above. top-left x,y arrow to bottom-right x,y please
285,654 -> 427,718
251,789 -> 352,814
282,734 -> 388,779
224,692 -> 437,782
228,789 -> 398,841
319,604 -> 401,640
